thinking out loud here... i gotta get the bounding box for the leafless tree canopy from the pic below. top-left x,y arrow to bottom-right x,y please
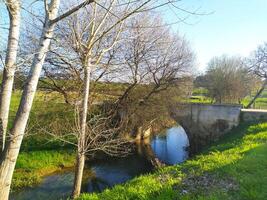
248,43 -> 267,78
203,55 -> 254,104
28,11 -> 195,134
245,43 -> 267,108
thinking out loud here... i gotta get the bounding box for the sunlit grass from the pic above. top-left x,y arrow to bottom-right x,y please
79,122 -> 267,200
12,150 -> 75,190
10,91 -> 76,190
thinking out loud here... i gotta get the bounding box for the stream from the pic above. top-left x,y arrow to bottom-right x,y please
11,126 -> 189,200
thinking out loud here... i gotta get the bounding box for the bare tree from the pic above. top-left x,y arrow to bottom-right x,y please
246,43 -> 267,108
53,2 -> 146,197
0,1 -> 95,199
204,55 -> 253,104
39,10 -> 194,139
38,2 -> 193,197
104,13 -> 194,137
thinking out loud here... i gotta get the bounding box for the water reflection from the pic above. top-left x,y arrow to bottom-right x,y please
10,172 -> 74,200
151,126 -> 189,165
11,126 -> 189,200
86,155 -> 153,192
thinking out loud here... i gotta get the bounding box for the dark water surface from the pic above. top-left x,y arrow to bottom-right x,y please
11,126 -> 189,200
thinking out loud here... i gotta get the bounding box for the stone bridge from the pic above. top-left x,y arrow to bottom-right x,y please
170,103 -> 267,154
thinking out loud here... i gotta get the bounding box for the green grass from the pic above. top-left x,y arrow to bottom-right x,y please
192,87 -> 209,96
9,91 -> 76,190
190,87 -> 267,109
242,97 -> 267,109
12,150 -> 75,190
189,95 -> 213,104
78,121 -> 267,200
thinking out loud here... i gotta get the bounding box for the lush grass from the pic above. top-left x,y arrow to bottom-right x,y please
189,95 -> 213,104
9,90 -> 74,151
192,87 -> 209,96
9,91 -> 76,190
190,95 -> 267,108
190,87 -> 267,109
78,121 -> 267,200
242,97 -> 267,109
12,150 -> 75,190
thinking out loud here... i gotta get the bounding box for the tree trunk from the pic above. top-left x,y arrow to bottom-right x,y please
245,79 -> 267,109
0,0 -> 21,151
72,153 -> 85,198
72,62 -> 92,198
0,1 -> 60,199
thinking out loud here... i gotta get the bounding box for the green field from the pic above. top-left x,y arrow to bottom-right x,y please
191,87 -> 267,109
78,121 -> 267,200
10,91 -> 76,190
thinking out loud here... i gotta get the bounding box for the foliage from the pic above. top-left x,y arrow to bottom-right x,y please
192,87 -> 209,96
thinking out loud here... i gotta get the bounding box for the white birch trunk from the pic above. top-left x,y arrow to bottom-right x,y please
0,1 -> 60,199
72,153 -> 86,198
72,62 -> 92,198
0,0 -> 21,151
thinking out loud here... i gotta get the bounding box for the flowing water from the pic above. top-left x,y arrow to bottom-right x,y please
11,126 -> 189,200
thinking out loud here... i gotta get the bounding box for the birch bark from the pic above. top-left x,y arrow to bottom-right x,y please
0,0 -> 21,151
72,61 -> 92,198
0,1 -> 60,199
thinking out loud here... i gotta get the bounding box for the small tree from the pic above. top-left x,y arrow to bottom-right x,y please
40,108 -> 131,195
204,56 -> 253,104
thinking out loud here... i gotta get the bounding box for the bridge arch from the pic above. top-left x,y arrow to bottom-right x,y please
170,103 -> 242,154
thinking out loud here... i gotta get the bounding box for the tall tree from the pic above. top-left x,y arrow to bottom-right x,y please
39,1 -> 192,197
0,1 -> 94,199
54,2 -> 164,197
0,0 -> 21,151
105,13 -> 194,137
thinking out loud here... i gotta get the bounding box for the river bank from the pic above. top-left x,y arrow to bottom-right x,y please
11,126 -> 189,200
11,115 -> 176,192
78,121 -> 267,200
12,150 -> 75,190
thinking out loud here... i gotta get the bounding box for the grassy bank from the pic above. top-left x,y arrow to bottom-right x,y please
79,121 -> 267,200
12,150 -> 75,190
9,91 -> 75,190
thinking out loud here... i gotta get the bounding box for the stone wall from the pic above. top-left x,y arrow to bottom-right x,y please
241,109 -> 267,122
191,104 -> 240,129
171,103 -> 242,154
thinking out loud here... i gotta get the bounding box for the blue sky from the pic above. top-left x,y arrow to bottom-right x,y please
1,0 -> 267,72
164,0 -> 267,71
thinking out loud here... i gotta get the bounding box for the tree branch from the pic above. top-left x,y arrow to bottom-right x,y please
50,0 -> 95,24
